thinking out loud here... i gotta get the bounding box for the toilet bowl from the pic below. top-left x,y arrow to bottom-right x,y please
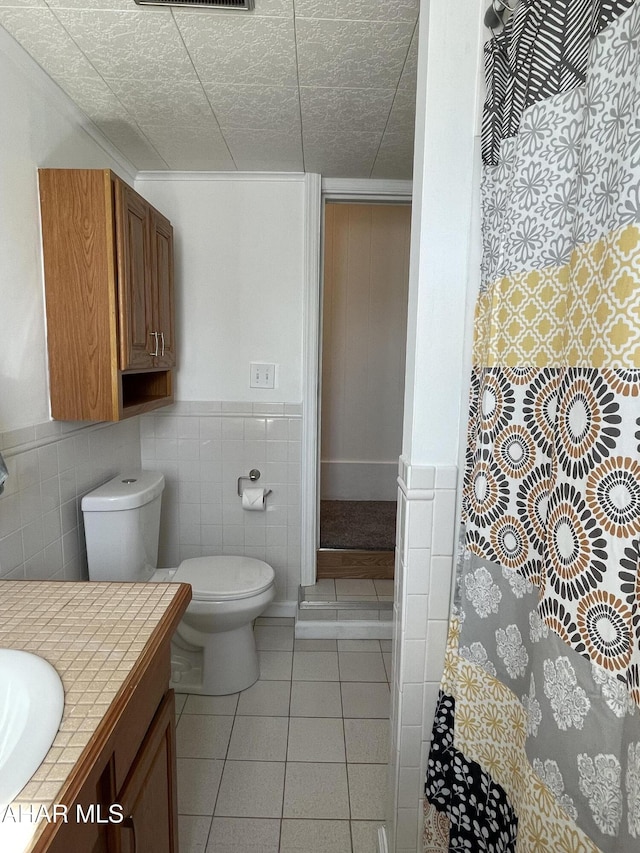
164,556 -> 275,695
82,471 -> 276,695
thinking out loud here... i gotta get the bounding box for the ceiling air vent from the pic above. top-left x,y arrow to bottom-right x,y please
134,0 -> 254,8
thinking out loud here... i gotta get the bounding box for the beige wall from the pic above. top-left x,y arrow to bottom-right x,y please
321,202 -> 411,500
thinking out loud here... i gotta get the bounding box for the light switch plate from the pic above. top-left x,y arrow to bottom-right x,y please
250,363 -> 275,389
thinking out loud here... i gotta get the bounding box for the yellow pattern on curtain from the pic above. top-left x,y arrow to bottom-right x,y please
474,224 -> 640,368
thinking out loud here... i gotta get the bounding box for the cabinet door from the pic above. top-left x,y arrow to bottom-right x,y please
118,691 -> 178,853
151,211 -> 176,368
115,179 -> 155,370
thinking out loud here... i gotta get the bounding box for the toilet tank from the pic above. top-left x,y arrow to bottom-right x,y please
81,471 -> 165,582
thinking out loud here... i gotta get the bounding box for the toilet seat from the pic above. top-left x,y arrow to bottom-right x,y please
174,556 -> 275,601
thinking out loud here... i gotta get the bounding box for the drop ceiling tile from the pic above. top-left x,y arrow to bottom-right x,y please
92,119 -> 169,170
250,0 -> 293,15
104,78 -> 215,127
174,11 -> 297,86
202,83 -> 300,132
52,8 -> 199,83
222,128 -> 302,171
302,129 -> 381,178
0,8 -> 102,80
398,25 -> 418,91
47,0 -> 292,9
300,86 -> 394,133
295,19 -> 414,89
46,0 -> 133,8
386,88 -> 416,134
0,0 -> 46,7
294,0 -> 418,23
138,123 -> 236,171
54,75 -> 134,125
371,130 -> 414,180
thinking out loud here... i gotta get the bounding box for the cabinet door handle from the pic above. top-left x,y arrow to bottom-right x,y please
123,814 -> 137,853
159,331 -> 165,357
149,331 -> 159,357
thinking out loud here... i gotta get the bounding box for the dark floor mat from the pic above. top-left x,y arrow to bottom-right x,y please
320,500 -> 396,551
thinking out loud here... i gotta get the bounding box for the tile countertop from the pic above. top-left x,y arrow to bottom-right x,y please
0,580 -> 190,853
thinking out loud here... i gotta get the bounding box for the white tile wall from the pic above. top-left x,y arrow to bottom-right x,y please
0,418 -> 141,582
140,402 -> 302,606
387,457 -> 457,853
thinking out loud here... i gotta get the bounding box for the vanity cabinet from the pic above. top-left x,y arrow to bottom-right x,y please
33,584 -> 191,853
118,692 -> 176,853
42,693 -> 177,853
39,169 -> 175,422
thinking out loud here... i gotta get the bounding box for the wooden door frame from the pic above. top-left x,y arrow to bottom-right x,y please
300,177 -> 413,587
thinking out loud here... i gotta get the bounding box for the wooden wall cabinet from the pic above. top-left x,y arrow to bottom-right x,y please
39,169 -> 176,422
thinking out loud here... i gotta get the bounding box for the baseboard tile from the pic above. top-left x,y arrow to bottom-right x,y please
263,600 -> 297,618
295,619 -> 392,640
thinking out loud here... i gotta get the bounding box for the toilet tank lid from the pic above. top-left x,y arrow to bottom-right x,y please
81,471 -> 165,512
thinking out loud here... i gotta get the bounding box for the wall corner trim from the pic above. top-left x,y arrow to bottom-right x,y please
300,173 -> 323,588
397,478 -> 436,502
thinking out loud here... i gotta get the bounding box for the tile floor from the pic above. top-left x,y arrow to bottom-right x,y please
302,578 -> 394,601
175,617 -> 392,853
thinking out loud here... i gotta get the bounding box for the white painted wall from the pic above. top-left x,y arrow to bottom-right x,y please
0,28 -> 135,433
134,174 -> 306,404
0,30 -> 142,584
388,0 -> 486,851
402,0 -> 484,468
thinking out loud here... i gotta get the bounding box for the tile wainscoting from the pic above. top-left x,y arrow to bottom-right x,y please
0,418 -> 141,581
141,402 -> 302,611
387,458 -> 457,853
0,401 -> 302,606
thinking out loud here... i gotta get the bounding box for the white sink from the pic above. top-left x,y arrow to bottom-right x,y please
0,649 -> 64,806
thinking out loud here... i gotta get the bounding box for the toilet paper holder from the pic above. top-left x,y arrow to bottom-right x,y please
237,468 -> 272,498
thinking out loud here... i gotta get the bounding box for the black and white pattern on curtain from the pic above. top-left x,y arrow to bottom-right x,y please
425,2 -> 640,851
425,691 -> 519,853
481,0 -> 636,165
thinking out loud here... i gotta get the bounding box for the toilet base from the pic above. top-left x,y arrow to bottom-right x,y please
170,622 -> 260,696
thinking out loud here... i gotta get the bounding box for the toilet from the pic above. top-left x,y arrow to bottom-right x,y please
81,471 -> 276,695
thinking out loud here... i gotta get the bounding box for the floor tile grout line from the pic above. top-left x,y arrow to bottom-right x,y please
177,627 -> 391,849
208,690 -> 237,828
201,812 -> 215,853
341,687 -> 353,833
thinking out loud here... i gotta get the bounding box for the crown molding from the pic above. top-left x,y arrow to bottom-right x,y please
0,27 -> 137,184
136,170 -> 307,182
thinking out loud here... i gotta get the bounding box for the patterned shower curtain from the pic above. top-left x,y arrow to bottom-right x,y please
423,1 -> 640,851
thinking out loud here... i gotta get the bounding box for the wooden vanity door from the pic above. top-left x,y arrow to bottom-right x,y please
114,178 -> 155,371
118,691 -> 178,853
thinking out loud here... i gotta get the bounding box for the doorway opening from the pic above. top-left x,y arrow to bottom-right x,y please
317,201 -> 411,582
